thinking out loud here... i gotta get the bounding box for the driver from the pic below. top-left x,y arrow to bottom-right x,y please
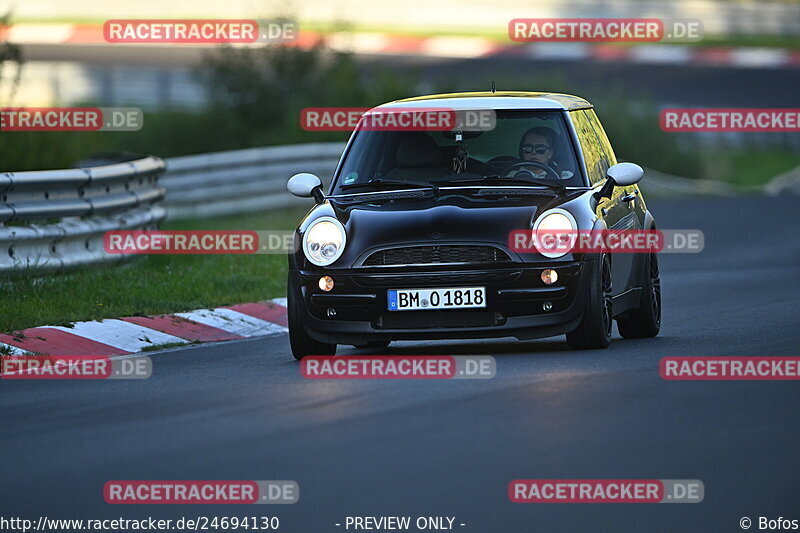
509,127 -> 573,180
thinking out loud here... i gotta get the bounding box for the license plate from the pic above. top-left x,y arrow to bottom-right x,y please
387,287 -> 486,311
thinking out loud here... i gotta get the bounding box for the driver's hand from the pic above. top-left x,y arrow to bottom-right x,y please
508,165 -> 546,179
509,165 -> 574,180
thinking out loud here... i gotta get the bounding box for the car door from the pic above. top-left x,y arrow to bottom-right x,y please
584,109 -> 644,292
569,109 -> 637,297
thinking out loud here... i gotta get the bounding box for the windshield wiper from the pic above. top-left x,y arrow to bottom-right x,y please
340,178 -> 438,193
448,175 -> 566,191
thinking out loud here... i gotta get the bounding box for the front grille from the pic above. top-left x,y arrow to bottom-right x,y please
363,245 -> 512,266
353,270 -> 522,288
375,310 -> 503,329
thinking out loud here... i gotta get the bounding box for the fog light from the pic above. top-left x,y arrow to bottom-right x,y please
327,307 -> 337,318
319,275 -> 334,291
543,301 -> 553,312
541,269 -> 558,285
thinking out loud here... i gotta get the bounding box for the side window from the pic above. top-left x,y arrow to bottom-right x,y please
585,109 -> 617,168
569,110 -> 606,185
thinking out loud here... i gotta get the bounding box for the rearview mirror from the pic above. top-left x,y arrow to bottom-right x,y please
606,162 -> 644,187
288,173 -> 324,203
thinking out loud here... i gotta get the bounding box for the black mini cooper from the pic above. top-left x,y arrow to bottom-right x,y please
286,92 -> 661,359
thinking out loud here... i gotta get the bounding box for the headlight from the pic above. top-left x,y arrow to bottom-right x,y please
303,216 -> 346,266
532,208 -> 577,259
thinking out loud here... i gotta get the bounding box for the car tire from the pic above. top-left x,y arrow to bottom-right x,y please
288,276 -> 336,360
617,251 -> 661,338
566,254 -> 613,350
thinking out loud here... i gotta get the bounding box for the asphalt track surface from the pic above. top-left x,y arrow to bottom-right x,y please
22,43 -> 800,107
3,195 -> 800,532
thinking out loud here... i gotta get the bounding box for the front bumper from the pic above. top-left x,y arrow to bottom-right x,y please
289,260 -> 595,345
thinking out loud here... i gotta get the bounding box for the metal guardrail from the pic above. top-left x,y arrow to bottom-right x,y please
4,141 -> 795,273
160,141 -> 754,219
638,168 -> 737,198
764,164 -> 800,196
0,156 -> 166,272
161,143 -> 344,220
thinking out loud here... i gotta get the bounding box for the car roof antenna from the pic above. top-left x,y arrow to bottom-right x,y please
491,81 -> 496,93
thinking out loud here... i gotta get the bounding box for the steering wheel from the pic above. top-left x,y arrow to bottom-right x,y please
486,155 -> 518,168
501,160 -> 561,181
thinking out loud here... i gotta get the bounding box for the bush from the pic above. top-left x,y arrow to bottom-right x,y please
200,43 -> 417,146
0,38 -> 781,183
592,97 -> 704,179
0,43 -> 417,171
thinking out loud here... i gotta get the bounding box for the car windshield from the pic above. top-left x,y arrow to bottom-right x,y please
331,109 -> 585,194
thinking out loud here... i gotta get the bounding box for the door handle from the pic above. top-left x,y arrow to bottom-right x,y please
622,190 -> 639,203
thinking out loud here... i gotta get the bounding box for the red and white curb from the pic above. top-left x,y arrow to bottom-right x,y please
0,298 -> 288,357
3,24 -> 798,69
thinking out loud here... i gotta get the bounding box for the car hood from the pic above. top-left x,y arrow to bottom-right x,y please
304,190 -> 586,267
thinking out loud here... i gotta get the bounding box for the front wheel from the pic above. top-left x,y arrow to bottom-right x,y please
288,275 -> 336,360
617,251 -> 661,338
566,254 -> 613,350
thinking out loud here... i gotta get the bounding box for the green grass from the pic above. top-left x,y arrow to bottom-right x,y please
0,206 -> 310,333
2,144 -> 797,334
694,34 -> 800,50
0,111 -> 350,173
700,148 -> 800,188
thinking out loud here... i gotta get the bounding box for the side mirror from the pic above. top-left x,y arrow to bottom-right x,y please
288,173 -> 324,203
606,162 -> 644,186
592,162 -> 644,204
